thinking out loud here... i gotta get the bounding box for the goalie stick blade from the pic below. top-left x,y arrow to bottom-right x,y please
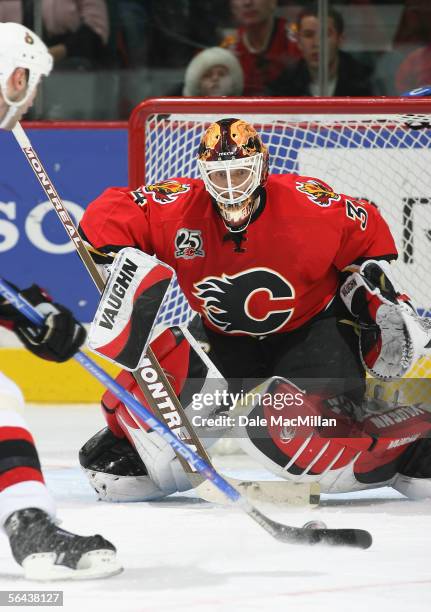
192,476 -> 320,506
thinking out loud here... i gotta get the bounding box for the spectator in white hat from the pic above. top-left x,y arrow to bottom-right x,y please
182,47 -> 244,96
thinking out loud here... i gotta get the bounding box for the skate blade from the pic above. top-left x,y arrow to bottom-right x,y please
22,550 -> 123,581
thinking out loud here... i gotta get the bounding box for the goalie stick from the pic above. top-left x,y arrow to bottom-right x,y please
11,123 -> 317,506
0,278 -> 371,549
10,124 -> 205,476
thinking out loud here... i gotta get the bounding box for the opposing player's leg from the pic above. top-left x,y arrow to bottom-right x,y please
0,373 -> 121,580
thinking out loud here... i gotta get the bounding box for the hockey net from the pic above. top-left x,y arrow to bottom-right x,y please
129,98 -> 431,390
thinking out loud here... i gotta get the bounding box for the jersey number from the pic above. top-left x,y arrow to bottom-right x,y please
346,199 -> 368,230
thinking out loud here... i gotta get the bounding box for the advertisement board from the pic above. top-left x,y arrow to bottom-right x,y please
0,124 -> 128,322
0,124 -> 127,400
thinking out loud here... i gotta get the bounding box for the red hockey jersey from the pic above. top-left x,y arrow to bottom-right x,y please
79,174 -> 397,337
220,17 -> 300,95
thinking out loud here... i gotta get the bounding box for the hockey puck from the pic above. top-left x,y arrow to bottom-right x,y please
302,520 -> 328,530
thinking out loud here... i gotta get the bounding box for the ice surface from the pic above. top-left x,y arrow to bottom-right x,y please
0,404 -> 430,611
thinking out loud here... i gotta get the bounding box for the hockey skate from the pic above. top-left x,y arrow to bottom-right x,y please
5,508 -> 123,581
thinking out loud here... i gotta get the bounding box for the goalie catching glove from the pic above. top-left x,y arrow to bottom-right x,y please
0,283 -> 86,362
340,260 -> 431,379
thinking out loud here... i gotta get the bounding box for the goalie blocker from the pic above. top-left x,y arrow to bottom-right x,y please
88,248 -> 176,370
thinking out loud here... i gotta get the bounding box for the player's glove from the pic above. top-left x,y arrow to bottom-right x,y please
340,260 -> 431,378
0,283 -> 86,362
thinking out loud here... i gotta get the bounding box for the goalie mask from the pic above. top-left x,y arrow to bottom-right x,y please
198,118 -> 269,232
0,23 -> 53,129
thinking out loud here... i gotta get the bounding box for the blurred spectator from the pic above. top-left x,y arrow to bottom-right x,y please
395,44 -> 431,94
393,1 -> 431,94
181,47 -> 244,96
114,0 -> 151,68
112,0 -> 227,70
220,0 -> 300,95
267,4 -> 372,96
0,0 -> 109,69
394,0 -> 431,50
150,0 -> 226,69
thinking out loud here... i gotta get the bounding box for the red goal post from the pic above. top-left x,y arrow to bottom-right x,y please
128,97 -> 431,384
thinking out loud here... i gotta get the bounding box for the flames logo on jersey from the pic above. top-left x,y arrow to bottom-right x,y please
296,179 -> 340,207
143,180 -> 190,204
194,268 -> 295,335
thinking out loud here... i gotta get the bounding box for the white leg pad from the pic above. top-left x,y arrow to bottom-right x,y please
83,469 -> 168,502
392,474 -> 431,499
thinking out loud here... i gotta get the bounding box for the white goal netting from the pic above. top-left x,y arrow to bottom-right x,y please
130,101 -> 431,383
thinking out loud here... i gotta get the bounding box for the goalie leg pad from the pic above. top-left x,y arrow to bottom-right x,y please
79,427 -> 190,502
84,470 -> 166,503
100,325 -> 210,438
232,377 -> 372,490
93,325 -> 228,500
392,438 -> 431,499
392,475 -> 431,500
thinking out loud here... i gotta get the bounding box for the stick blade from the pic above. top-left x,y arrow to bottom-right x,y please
275,524 -> 373,549
195,478 -> 320,506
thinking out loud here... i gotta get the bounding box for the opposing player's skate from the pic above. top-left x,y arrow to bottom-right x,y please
5,508 -> 123,581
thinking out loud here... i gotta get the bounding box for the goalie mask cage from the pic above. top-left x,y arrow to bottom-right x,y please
129,97 -> 431,382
